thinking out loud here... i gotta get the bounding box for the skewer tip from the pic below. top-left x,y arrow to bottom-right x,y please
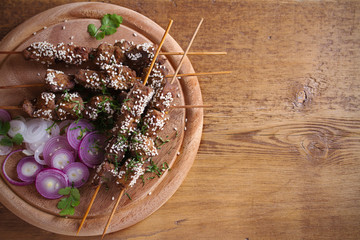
101,189 -> 125,239
76,184 -> 101,235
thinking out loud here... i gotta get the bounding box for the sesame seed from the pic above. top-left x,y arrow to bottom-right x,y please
43,26 -> 47,30
177,152 -> 180,155
148,192 -> 152,196
62,26 -> 66,30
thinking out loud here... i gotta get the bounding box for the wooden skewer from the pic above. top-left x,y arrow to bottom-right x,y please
0,51 -> 22,54
0,71 -> 231,90
100,19 -> 173,239
76,184 -> 101,235
168,71 -> 231,78
101,189 -> 125,240
171,105 -> 212,108
0,105 -> 211,110
171,18 -> 204,84
0,83 -> 44,89
160,51 -> 227,55
0,50 -> 226,55
0,106 -> 21,110
143,20 -> 173,86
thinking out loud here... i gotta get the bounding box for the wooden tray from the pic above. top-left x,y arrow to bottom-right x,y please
0,2 -> 203,236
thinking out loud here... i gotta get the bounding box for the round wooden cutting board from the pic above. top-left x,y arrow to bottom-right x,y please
0,2 -> 203,236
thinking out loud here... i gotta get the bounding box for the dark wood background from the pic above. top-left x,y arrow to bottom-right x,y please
1,0 -> 360,239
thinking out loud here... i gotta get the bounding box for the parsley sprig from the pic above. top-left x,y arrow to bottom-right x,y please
57,185 -> 80,216
88,14 -> 123,40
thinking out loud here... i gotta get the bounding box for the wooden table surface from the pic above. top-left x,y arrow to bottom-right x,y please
1,0 -> 360,239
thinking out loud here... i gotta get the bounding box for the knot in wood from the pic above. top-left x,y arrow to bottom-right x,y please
300,135 -> 329,164
293,90 -> 308,108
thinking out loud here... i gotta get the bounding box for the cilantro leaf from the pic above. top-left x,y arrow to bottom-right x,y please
70,187 -> 80,200
0,136 -> 13,147
104,27 -> 117,36
96,31 -> 106,40
0,121 -> 10,135
87,13 -> 123,40
101,14 -> 111,26
71,199 -> 80,207
57,198 -> 69,209
58,187 -> 71,195
12,133 -> 23,145
110,14 -> 122,26
57,185 -> 80,216
88,24 -> 97,36
59,207 -> 75,216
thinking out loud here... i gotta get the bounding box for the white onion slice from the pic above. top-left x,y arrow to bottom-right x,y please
34,145 -> 46,165
22,149 -> 34,156
14,115 -> 26,123
49,123 -> 60,137
8,120 -> 27,138
0,136 -> 12,156
23,119 -> 48,143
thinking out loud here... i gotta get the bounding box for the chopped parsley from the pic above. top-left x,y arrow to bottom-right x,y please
125,192 -> 132,200
155,136 -> 170,149
146,159 -> 169,178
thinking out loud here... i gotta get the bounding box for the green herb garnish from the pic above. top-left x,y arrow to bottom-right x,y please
0,136 -> 12,146
45,121 -> 57,133
146,159 -> 169,178
57,185 -> 80,216
155,136 -> 170,149
125,192 -> 132,200
0,121 -> 10,135
11,133 -> 24,145
0,120 -> 23,147
88,14 -> 123,40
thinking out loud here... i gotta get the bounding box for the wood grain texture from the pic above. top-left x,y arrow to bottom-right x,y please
1,0 -> 360,239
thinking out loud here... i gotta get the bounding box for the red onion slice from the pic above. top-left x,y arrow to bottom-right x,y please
50,149 -> 75,170
43,136 -> 76,166
16,156 -> 43,182
0,136 -> 12,156
0,109 -> 11,122
2,149 -> 33,186
35,168 -> 69,199
67,119 -> 94,150
78,131 -> 107,168
63,162 -> 89,188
